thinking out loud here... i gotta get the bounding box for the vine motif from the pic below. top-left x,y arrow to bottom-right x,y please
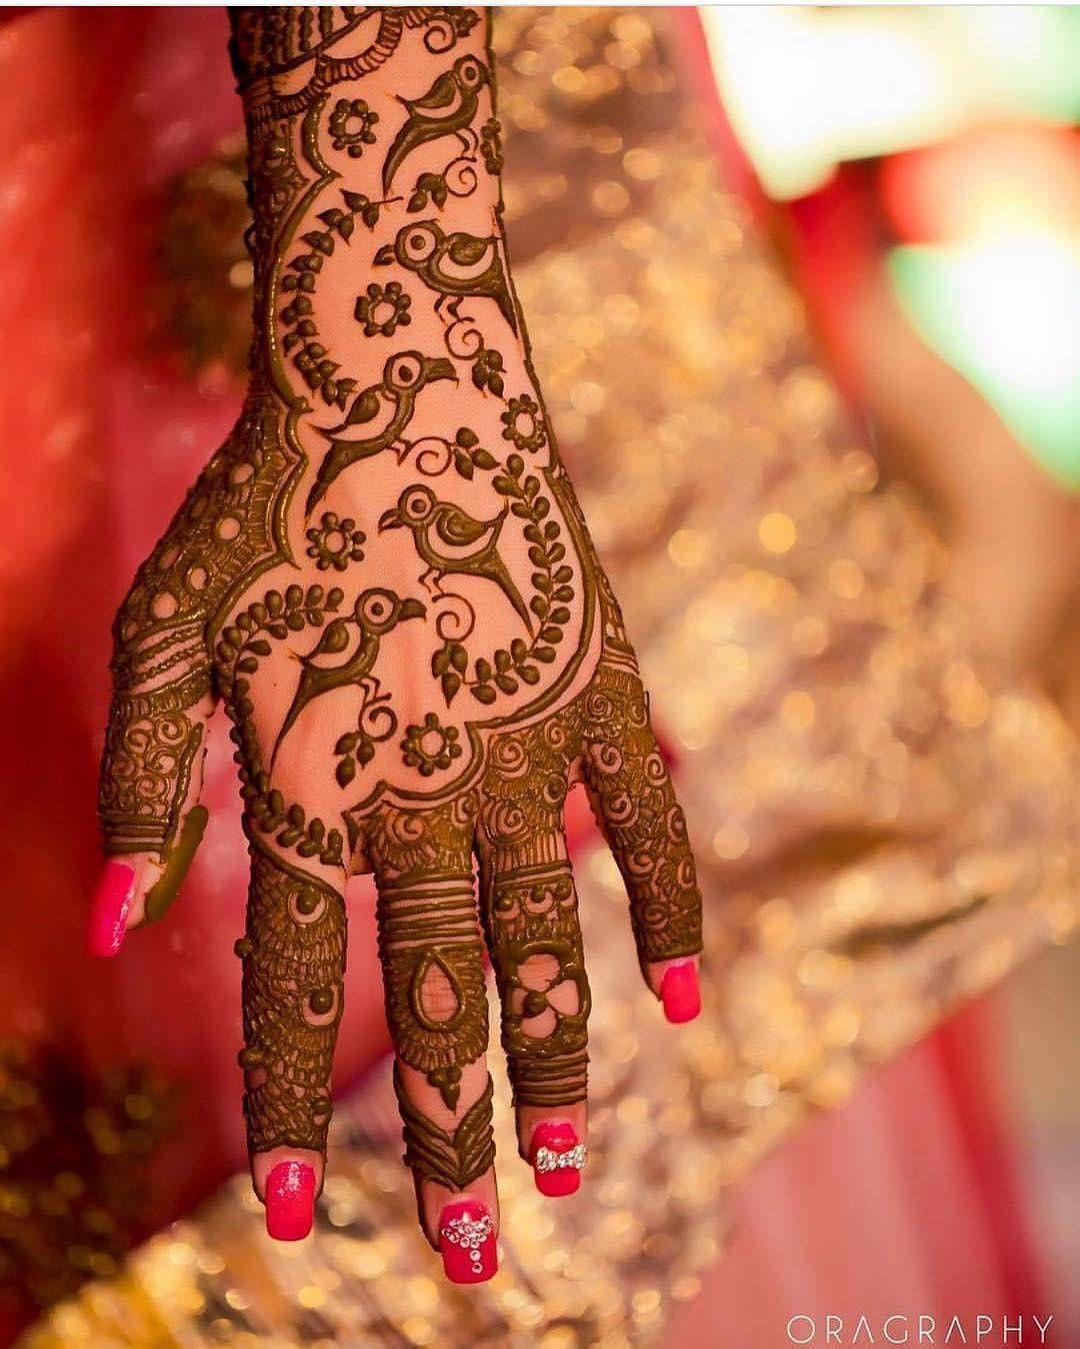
334,685 -> 397,786
430,453 -> 573,707
217,585 -> 347,866
280,188 -> 401,407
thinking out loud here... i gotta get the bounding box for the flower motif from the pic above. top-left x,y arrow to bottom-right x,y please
471,346 -> 505,396
329,98 -> 379,157
480,118 -> 503,175
500,393 -> 547,454
305,512 -> 366,572
509,942 -> 589,1042
401,712 -> 463,776
354,281 -> 412,338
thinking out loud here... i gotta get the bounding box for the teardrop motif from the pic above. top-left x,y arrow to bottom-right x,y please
409,949 -> 466,1032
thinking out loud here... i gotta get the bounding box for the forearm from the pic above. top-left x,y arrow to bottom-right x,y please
230,7 -> 546,504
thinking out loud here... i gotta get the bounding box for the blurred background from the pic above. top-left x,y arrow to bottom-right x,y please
0,6 -> 1077,1346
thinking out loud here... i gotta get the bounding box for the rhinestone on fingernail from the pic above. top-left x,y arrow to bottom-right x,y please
440,1212 -> 495,1275
534,1142 -> 587,1173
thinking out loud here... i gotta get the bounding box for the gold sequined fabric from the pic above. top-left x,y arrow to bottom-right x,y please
22,9 -> 1077,1346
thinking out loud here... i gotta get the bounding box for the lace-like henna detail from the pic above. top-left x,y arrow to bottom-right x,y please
366,803 -> 489,1113
99,387 -> 299,859
237,842 -> 346,1155
582,662 -> 704,966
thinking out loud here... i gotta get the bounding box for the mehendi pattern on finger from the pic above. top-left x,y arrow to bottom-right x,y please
477,723 -> 592,1108
582,660 -> 704,966
237,841 -> 347,1155
393,1065 -> 495,1192
365,803 -> 489,1113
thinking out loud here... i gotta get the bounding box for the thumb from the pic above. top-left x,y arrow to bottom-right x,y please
92,650 -> 216,956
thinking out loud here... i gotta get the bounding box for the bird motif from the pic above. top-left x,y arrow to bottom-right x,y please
307,350 -> 456,516
374,219 -> 517,335
271,588 -> 426,766
379,484 -> 533,635
381,54 -> 489,194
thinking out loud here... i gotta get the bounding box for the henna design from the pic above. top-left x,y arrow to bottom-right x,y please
270,586 -> 425,764
305,511 -> 366,570
367,803 -> 488,1110
100,380 -> 301,860
479,117 -> 502,175
306,349 -> 456,514
237,842 -> 346,1155
379,484 -> 533,635
334,684 -> 398,788
394,1066 -> 495,1192
381,54 -> 489,193
374,218 -> 517,333
582,661 -> 704,966
354,280 -> 412,337
328,96 -> 379,156
400,712 -> 463,775
216,584 -> 350,868
99,9 -> 702,1218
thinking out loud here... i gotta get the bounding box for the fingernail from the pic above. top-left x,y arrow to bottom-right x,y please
661,961 -> 701,1024
439,1199 -> 497,1283
531,1121 -> 585,1197
88,860 -> 137,958
265,1161 -> 315,1241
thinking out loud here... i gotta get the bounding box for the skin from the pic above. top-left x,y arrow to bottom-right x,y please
96,6 -> 703,1262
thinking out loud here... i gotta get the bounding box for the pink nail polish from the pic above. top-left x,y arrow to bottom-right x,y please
531,1121 -> 585,1197
265,1161 -> 315,1241
439,1200 -> 497,1283
88,861 -> 136,958
661,962 -> 701,1024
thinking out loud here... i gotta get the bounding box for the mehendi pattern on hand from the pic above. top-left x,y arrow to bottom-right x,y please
98,6 -> 703,1213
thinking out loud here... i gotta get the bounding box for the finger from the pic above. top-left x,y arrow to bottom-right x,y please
366,804 -> 498,1282
582,666 -> 704,1022
94,632 -> 215,954
476,807 -> 590,1198
237,836 -> 347,1242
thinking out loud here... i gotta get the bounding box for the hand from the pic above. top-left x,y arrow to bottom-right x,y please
92,6 -> 702,1282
